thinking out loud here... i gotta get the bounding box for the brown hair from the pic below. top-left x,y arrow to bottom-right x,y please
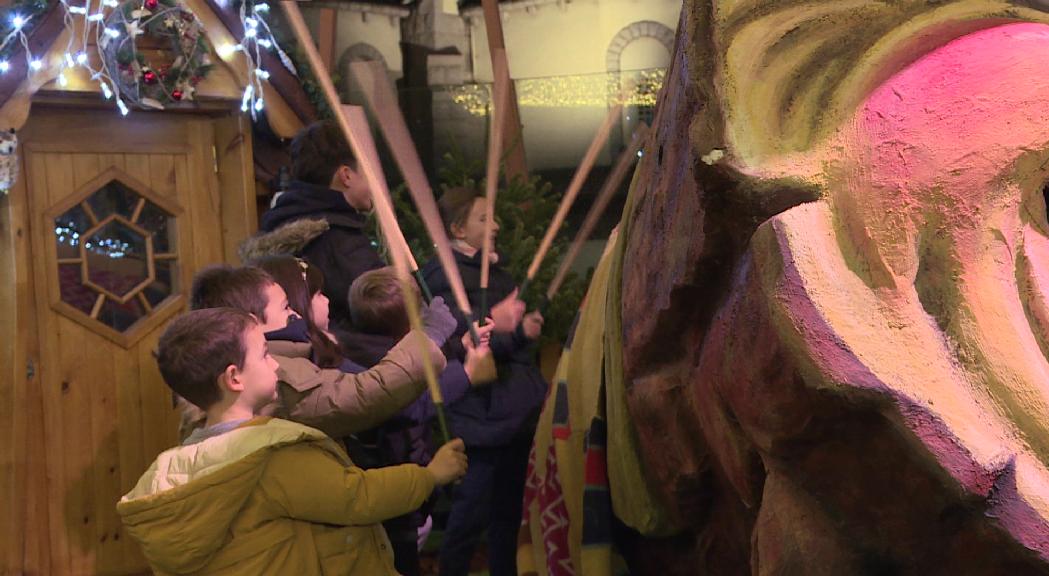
156,308 -> 256,410
251,255 -> 344,368
349,267 -> 420,339
437,185 -> 484,236
190,265 -> 273,322
289,121 -> 358,187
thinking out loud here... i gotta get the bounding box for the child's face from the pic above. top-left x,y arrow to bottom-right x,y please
310,290 -> 330,331
236,324 -> 280,409
454,197 -> 499,252
259,282 -> 295,333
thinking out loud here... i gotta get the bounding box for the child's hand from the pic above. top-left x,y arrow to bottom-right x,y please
491,289 -> 525,332
421,296 -> 457,347
522,310 -> 544,340
427,438 -> 468,486
461,319 -> 494,350
464,337 -> 497,387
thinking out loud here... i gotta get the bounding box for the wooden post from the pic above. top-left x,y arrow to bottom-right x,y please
317,7 -> 338,72
480,0 -> 527,179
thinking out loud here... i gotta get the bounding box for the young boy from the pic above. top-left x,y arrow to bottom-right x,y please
185,264 -> 454,441
261,120 -> 383,329
117,307 -> 468,575
343,267 -> 498,576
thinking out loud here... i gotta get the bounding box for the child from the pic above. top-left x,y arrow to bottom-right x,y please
421,186 -> 548,576
187,264 -> 454,440
345,267 -> 498,576
117,307 -> 468,575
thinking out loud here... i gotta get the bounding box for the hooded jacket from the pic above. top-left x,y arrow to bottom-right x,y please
259,181 -> 384,327
117,417 -> 435,575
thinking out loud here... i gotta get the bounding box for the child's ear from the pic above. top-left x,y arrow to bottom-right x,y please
450,221 -> 465,240
220,364 -> 245,392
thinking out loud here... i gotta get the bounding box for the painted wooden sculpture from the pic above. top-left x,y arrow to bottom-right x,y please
522,1 -> 1049,574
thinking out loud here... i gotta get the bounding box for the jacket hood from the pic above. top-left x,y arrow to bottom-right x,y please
238,218 -> 329,262
261,181 -> 368,232
116,418 -> 341,574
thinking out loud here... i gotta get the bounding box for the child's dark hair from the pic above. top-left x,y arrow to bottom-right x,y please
190,265 -> 273,321
251,255 -> 344,368
289,121 -> 358,187
349,267 -> 420,339
437,185 -> 484,236
156,308 -> 256,410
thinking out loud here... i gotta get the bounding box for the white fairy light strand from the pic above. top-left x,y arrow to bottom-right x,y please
3,0 -> 282,120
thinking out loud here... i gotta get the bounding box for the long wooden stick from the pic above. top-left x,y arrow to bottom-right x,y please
521,102 -> 622,296
479,48 -> 512,321
546,123 -> 649,301
480,0 -> 527,179
281,1 -> 450,443
348,59 -> 480,343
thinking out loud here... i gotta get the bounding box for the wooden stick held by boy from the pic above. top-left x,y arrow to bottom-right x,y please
479,48 -> 512,322
280,1 -> 453,444
545,123 -> 650,303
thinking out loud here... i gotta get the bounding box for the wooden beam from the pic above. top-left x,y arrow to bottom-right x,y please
480,0 -> 528,179
318,8 -> 338,72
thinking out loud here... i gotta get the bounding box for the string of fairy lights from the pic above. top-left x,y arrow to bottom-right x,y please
0,0 -> 281,118
450,68 -> 666,116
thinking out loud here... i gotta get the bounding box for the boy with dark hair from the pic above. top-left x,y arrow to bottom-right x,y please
261,120 -> 383,328
185,264 -> 455,441
118,307 -> 468,575
344,267 -> 497,576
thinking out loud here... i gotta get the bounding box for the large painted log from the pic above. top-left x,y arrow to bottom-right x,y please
526,1 -> 1049,574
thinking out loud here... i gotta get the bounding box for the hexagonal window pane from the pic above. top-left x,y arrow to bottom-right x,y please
137,201 -> 176,254
144,259 -> 177,307
54,204 -> 92,260
98,297 -> 145,332
88,180 -> 138,220
58,264 -> 95,315
84,219 -> 150,301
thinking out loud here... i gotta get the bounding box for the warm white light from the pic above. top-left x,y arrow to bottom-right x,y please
0,61 -> 9,73
64,53 -> 75,67
256,68 -> 270,80
117,99 -> 129,116
10,14 -> 25,29
103,0 -> 118,6
254,98 -> 264,111
244,27 -> 257,38
100,82 -> 113,99
217,43 -> 237,58
57,72 -> 68,87
255,3 -> 269,11
68,6 -> 87,14
88,13 -> 104,21
76,52 -> 88,65
241,85 -> 254,112
30,59 -> 42,71
104,27 -> 120,38
245,17 -> 258,29
257,39 -> 272,49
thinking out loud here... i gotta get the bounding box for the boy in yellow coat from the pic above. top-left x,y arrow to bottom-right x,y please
117,307 -> 468,575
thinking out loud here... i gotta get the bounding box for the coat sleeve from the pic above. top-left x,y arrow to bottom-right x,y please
263,444 -> 435,525
489,324 -> 533,361
276,329 -> 448,438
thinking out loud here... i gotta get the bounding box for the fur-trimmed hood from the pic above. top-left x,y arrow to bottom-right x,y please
238,218 -> 329,263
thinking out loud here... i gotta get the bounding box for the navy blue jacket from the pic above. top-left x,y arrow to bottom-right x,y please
260,181 -> 384,328
420,250 -> 547,447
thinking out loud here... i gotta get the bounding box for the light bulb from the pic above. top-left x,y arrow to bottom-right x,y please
254,98 -> 264,111
64,53 -> 75,67
104,27 -> 120,38
30,59 -> 43,71
10,14 -> 25,29
117,99 -> 129,116
58,72 -> 68,87
100,82 -> 113,99
76,52 -> 88,65
0,61 -> 10,73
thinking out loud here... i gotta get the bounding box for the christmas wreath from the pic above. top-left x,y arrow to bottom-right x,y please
100,0 -> 213,109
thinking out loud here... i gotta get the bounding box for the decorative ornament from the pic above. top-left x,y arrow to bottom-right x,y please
0,128 -> 18,196
100,0 -> 212,110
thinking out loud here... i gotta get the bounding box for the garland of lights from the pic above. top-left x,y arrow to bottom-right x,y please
100,0 -> 212,110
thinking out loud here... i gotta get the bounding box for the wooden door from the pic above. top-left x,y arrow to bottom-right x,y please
17,107 -> 247,575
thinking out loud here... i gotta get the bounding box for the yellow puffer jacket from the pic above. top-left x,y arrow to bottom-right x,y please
117,417 -> 435,575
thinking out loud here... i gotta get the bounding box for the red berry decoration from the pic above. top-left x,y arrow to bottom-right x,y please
171,89 -> 183,101
144,0 -> 158,8
143,70 -> 158,84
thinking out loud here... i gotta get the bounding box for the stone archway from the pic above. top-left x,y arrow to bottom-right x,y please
605,21 -> 675,73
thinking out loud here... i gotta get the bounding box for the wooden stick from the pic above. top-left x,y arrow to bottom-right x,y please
348,60 -> 472,314
480,0 -> 527,179
546,123 -> 650,301
281,1 -> 450,444
522,102 -> 623,295
479,48 -> 512,321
